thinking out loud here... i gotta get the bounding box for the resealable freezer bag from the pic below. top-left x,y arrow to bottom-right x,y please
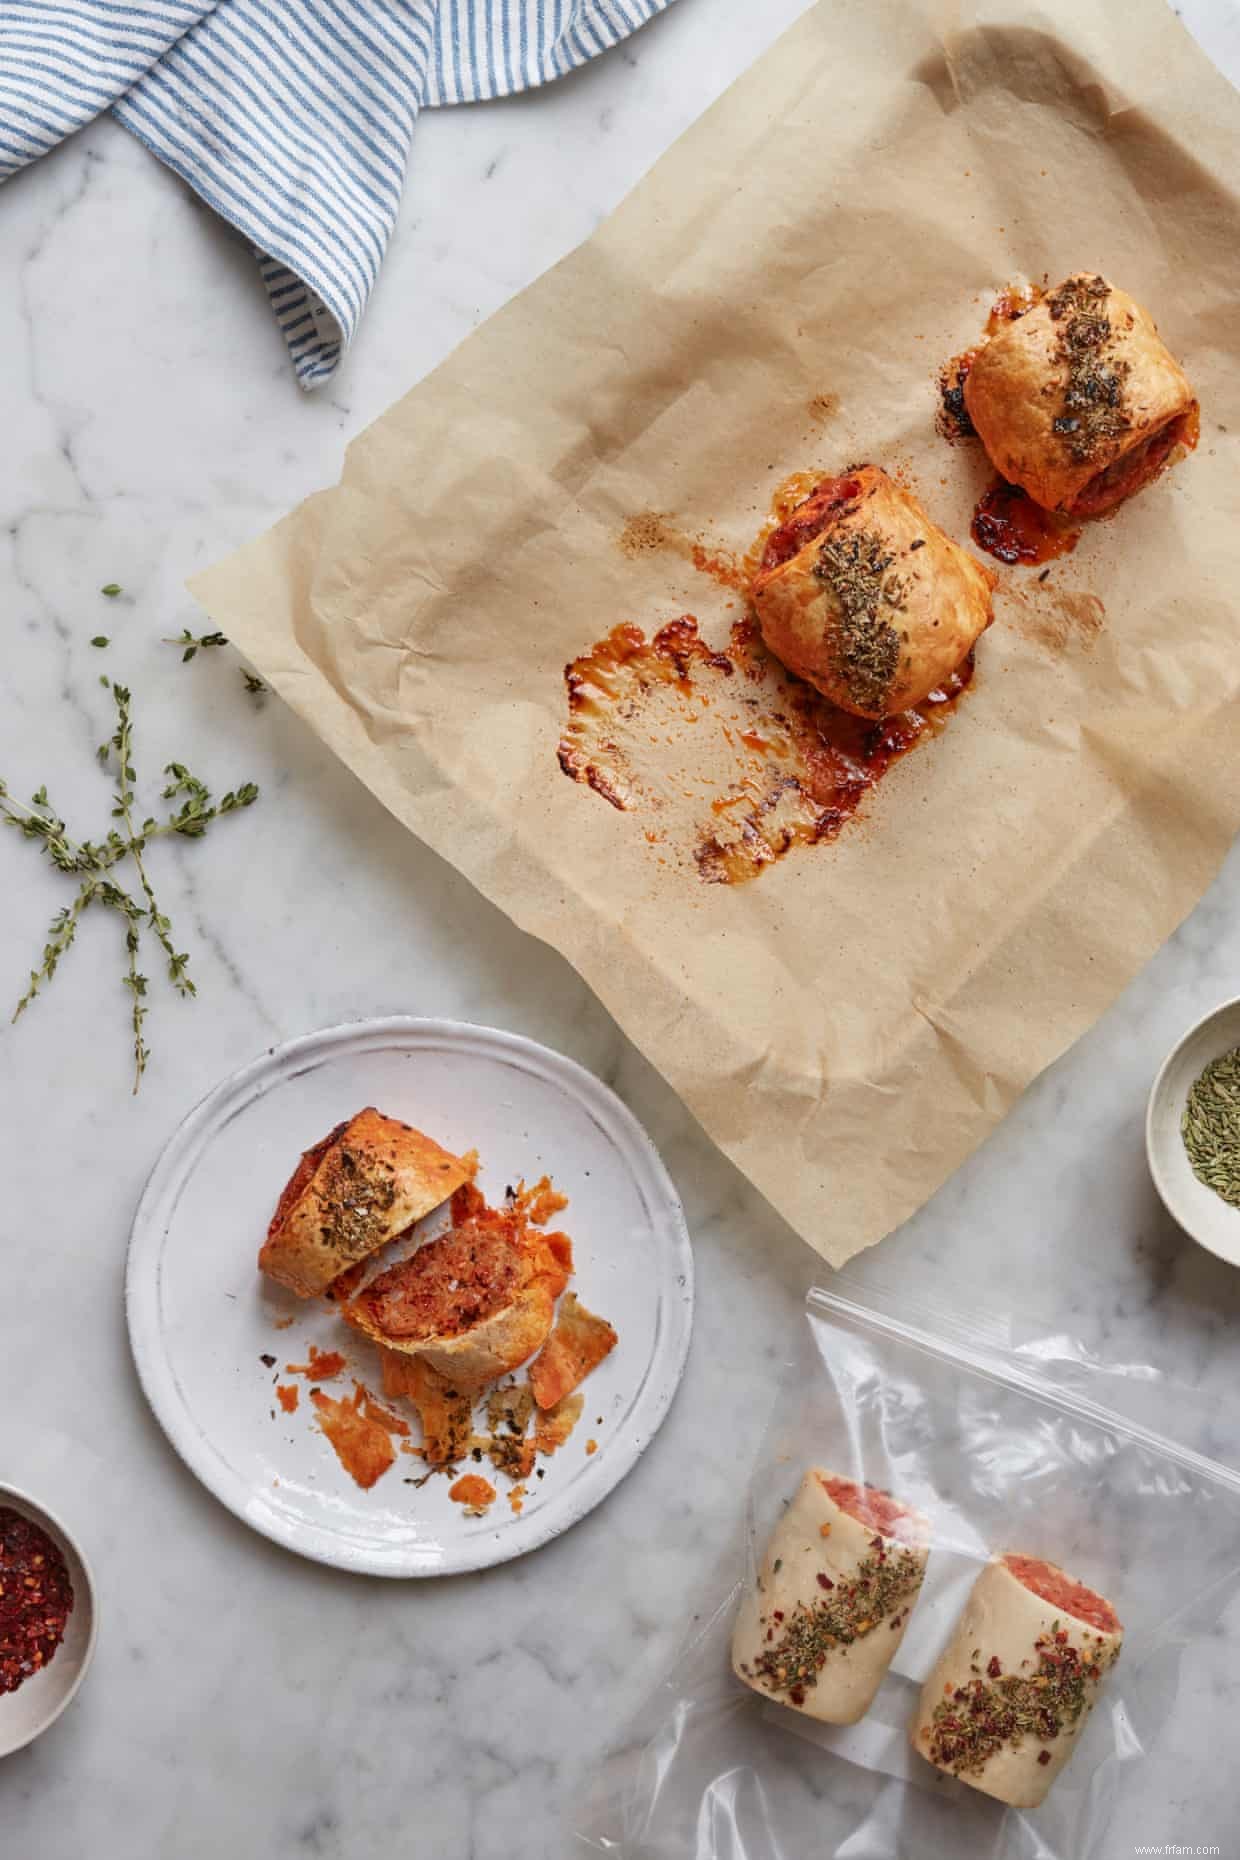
578,1280 -> 1240,1859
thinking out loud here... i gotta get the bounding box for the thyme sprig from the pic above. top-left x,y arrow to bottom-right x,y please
1,682 -> 259,1092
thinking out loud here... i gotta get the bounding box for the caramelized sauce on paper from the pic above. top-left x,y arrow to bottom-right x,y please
972,480 -> 1080,566
559,610 -> 971,886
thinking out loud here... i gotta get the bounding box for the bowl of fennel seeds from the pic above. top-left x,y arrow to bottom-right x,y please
1148,998 -> 1240,1267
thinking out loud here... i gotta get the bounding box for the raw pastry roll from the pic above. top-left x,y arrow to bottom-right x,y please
751,466 -> 994,719
911,1552 -> 1123,1808
963,273 -> 1198,517
732,1468 -> 930,1725
259,1108 -> 474,1298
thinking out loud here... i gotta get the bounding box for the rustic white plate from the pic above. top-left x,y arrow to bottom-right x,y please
126,1019 -> 693,1576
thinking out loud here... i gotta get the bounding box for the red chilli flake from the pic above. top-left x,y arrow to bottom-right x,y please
1038,1750 -> 1053,1766
816,1573 -> 835,1591
987,1655 -> 1003,1678
0,1506 -> 74,1696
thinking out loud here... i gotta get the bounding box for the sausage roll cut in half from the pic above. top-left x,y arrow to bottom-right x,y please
751,466 -> 995,719
911,1552 -> 1123,1808
964,274 -> 1198,518
341,1184 -> 573,1388
259,1108 -> 474,1298
732,1469 -> 931,1725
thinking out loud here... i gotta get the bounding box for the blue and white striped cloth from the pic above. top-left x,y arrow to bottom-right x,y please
1,1 -> 674,388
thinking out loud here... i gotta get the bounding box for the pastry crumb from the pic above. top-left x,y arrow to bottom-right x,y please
449,1474 -> 496,1517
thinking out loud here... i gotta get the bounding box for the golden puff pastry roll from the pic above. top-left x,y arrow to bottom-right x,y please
963,274 -> 1198,517
731,1468 -> 930,1726
258,1107 -> 474,1298
752,467 -> 995,719
911,1552 -> 1123,1809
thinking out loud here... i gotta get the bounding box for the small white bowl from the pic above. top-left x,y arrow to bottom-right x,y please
1147,997 -> 1240,1269
0,1485 -> 97,1758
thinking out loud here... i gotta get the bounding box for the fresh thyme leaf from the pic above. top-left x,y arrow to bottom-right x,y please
164,629 -> 229,664
1,681 -> 260,1092
242,671 -> 268,701
91,636 -> 110,649
100,584 -> 122,598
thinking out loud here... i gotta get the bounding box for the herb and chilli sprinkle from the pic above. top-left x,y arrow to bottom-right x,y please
0,1507 -> 74,1696
812,529 -> 909,715
746,1534 -> 925,1704
1046,275 -> 1130,465
1182,1045 -> 1240,1208
927,1623 -> 1117,1776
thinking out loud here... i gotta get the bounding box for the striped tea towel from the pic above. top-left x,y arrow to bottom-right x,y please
1,0 -> 676,389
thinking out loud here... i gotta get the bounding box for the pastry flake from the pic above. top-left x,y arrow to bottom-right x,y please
528,1293 -> 618,1410
310,1381 -> 402,1489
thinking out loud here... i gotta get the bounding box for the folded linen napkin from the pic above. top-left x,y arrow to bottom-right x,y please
1,0 -> 675,387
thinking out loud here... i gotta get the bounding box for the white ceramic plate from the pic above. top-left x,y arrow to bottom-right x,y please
126,1019 -> 693,1576
0,1484 -> 98,1757
1147,996 -> 1240,1269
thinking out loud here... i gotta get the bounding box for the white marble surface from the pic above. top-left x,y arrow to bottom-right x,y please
3,2 -> 1240,1856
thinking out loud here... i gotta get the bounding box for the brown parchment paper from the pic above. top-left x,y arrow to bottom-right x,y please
191,0 -> 1240,1266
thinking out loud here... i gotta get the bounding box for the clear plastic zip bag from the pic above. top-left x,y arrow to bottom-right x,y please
578,1278 -> 1240,1858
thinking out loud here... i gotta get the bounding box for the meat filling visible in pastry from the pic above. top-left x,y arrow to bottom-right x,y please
911,1552 -> 1123,1808
731,1468 -> 930,1725
963,273 -> 1198,517
751,466 -> 995,719
259,1107 -> 474,1299
341,1183 -> 574,1387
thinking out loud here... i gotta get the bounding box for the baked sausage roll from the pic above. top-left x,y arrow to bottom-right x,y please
751,467 -> 995,719
731,1469 -> 930,1725
911,1553 -> 1123,1808
259,1108 -> 473,1298
341,1184 -> 574,1387
963,274 -> 1198,518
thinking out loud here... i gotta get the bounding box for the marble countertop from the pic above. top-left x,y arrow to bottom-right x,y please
4,3 -> 1240,1856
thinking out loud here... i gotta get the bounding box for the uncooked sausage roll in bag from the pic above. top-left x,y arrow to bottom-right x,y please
751,466 -> 995,719
964,273 -> 1198,518
911,1552 -> 1123,1808
732,1468 -> 930,1725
